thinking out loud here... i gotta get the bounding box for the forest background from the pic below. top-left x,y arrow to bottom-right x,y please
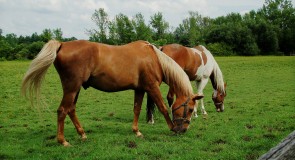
0,0 -> 294,60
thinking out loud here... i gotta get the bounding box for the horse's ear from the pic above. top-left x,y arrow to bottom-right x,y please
192,94 -> 204,101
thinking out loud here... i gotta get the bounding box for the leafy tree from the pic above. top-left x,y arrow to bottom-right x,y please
88,8 -> 109,43
206,42 -> 235,56
114,13 -> 135,44
5,33 -> 18,47
258,0 -> 295,54
0,39 -> 12,60
30,32 -> 42,42
132,13 -> 153,41
108,21 -> 118,44
40,29 -> 53,42
150,12 -> 169,41
52,28 -> 63,41
27,41 -> 45,59
206,20 -> 259,56
175,11 -> 209,46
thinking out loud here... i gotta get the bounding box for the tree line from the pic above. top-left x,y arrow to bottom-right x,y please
0,0 -> 294,60
0,28 -> 76,60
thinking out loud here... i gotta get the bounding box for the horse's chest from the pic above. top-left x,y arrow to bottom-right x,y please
195,65 -> 206,80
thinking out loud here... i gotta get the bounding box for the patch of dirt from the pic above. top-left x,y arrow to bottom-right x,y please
242,135 -> 252,142
126,141 -> 137,148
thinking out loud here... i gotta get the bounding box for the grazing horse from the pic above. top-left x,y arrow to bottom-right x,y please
147,44 -> 226,123
21,40 -> 203,146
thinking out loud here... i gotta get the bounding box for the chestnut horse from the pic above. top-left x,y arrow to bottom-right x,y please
147,44 -> 226,123
21,40 -> 203,146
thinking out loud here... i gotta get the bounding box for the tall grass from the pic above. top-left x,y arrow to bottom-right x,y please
0,56 -> 294,159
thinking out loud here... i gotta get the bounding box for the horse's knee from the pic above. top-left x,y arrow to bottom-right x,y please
57,108 -> 67,119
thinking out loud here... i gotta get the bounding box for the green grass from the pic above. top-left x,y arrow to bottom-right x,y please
0,56 -> 295,160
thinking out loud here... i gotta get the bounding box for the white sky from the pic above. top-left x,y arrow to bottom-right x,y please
0,0 -> 294,39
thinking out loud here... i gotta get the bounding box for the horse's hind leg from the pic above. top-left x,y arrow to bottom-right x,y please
57,92 -> 75,146
146,94 -> 155,124
68,90 -> 87,140
57,88 -> 85,146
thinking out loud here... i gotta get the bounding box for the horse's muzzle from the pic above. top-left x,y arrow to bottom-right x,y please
172,126 -> 187,134
217,108 -> 224,112
172,118 -> 190,133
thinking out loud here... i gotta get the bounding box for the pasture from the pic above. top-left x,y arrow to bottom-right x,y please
0,56 -> 294,159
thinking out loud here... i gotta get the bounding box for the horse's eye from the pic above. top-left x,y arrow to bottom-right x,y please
189,108 -> 194,113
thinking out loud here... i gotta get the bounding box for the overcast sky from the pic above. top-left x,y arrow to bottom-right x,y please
0,0 -> 294,39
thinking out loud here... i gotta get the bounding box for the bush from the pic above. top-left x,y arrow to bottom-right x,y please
206,42 -> 235,56
17,48 -> 30,59
27,41 -> 45,59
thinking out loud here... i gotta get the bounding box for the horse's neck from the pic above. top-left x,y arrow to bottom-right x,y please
210,70 -> 218,90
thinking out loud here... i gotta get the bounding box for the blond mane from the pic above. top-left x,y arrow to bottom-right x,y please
151,45 -> 193,97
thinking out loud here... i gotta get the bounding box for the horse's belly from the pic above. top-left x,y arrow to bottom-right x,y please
86,73 -> 137,92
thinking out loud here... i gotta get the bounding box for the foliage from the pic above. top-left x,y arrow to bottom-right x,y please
0,29 -> 76,60
149,12 -> 170,41
1,57 -> 294,159
0,0 -> 295,59
87,8 -> 109,43
132,13 -> 153,42
84,0 -> 295,56
206,42 -> 236,56
175,11 -> 210,46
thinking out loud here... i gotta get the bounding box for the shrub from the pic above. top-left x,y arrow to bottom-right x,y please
206,42 -> 235,56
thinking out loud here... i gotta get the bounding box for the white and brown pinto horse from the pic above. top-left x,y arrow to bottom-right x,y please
147,44 -> 226,122
21,40 -> 203,146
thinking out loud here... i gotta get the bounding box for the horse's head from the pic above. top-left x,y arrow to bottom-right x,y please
212,83 -> 227,112
171,94 -> 203,133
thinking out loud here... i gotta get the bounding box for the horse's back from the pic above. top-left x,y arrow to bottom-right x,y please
54,40 -> 162,92
161,44 -> 201,80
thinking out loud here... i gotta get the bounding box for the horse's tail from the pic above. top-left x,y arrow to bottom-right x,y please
21,40 -> 61,104
151,45 -> 193,97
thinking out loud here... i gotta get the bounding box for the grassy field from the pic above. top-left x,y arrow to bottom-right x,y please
0,56 -> 294,160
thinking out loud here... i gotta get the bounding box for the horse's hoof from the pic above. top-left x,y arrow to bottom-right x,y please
147,120 -> 154,124
202,114 -> 208,119
81,134 -> 87,141
62,141 -> 72,147
135,132 -> 144,138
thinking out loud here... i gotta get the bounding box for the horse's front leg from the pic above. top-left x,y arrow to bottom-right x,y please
148,86 -> 174,130
195,79 -> 208,117
132,90 -> 145,137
